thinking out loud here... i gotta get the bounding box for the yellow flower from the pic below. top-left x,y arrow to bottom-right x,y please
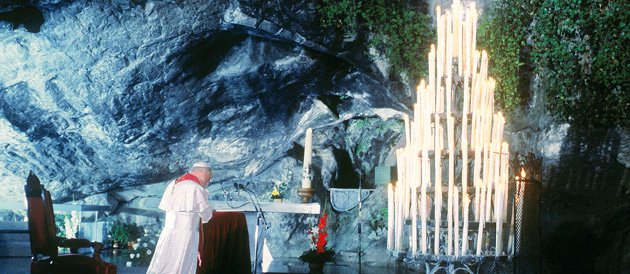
272,186 -> 280,196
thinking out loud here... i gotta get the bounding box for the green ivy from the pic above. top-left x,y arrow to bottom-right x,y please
351,117 -> 403,155
532,0 -> 630,127
317,0 -> 434,84
477,0 -> 535,113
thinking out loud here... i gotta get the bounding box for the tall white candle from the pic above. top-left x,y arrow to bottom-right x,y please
445,9 -> 453,114
411,148 -> 419,254
502,142 -> 510,222
388,183 -> 394,250
454,185 -> 460,256
471,1 -> 477,73
495,179 -> 504,256
461,137 -> 469,255
434,113 -> 442,255
447,116 -> 455,255
461,71 -> 470,240
396,183 -> 403,251
436,7 -> 444,113
485,115 -> 499,221
404,114 -> 411,148
395,150 -> 403,251
421,110 -> 430,254
476,180 -> 486,256
455,1 -> 463,76
401,149 -> 409,219
302,128 -> 313,189
473,147 -> 482,221
464,9 -> 471,75
429,45 -> 436,113
492,143 -> 500,223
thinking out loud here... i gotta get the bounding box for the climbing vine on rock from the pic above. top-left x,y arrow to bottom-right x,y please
532,0 -> 630,128
317,0 -> 434,84
477,0 -> 535,113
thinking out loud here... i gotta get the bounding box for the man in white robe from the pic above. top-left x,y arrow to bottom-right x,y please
147,162 -> 215,274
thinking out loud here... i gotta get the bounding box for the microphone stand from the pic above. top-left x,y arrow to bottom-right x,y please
242,184 -> 267,274
358,170 -> 362,274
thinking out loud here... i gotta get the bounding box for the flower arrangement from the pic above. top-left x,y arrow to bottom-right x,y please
125,232 -> 157,267
107,221 -> 143,248
299,203 -> 335,264
114,225 -> 160,267
54,211 -> 80,238
271,186 -> 284,199
266,166 -> 291,201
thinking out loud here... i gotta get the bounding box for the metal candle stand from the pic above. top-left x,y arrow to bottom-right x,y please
391,184 -> 519,274
390,152 -> 541,274
385,1 -> 538,273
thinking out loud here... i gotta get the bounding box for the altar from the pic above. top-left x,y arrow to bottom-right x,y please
210,200 -> 320,273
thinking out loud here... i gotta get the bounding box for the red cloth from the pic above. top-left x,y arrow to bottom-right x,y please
196,212 -> 251,274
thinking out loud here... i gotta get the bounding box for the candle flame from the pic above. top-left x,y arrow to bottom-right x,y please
520,168 -> 526,178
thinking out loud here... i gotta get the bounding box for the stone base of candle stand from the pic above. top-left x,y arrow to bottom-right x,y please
297,187 -> 314,203
406,254 -> 513,274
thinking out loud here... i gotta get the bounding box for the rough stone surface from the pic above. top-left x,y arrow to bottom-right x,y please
1,0 -> 629,272
0,0 -> 406,263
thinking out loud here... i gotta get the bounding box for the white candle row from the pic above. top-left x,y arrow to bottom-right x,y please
387,0 -> 513,258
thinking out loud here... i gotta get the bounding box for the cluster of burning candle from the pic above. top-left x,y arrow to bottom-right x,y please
386,0 -> 513,257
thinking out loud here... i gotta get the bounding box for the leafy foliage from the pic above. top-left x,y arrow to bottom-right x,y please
477,0 -> 535,112
369,207 -> 387,231
476,0 -> 630,127
108,221 -> 143,246
55,212 -> 80,238
532,0 -> 630,127
317,0 -> 434,84
115,226 -> 161,267
350,117 -> 403,156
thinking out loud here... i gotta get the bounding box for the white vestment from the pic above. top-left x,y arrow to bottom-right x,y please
147,179 -> 213,274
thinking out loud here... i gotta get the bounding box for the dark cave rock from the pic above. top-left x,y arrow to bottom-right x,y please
0,5 -> 44,33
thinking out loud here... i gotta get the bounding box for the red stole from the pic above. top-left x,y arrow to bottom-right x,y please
175,173 -> 200,185
174,173 -> 204,262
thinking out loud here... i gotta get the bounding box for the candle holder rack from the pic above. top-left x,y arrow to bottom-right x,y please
384,1 -> 536,273
390,179 -> 519,274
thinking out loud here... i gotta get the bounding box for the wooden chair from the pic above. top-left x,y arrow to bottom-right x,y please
25,171 -> 117,274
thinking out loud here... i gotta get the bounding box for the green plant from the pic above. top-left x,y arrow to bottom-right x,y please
271,186 -> 284,199
369,208 -> 387,232
477,0 -> 535,113
265,166 -> 292,201
55,212 -> 80,238
108,221 -> 143,246
532,0 -> 630,127
116,225 -> 160,267
351,117 -> 404,156
317,0 -> 434,84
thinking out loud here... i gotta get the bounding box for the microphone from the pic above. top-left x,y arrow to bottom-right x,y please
234,182 -> 242,191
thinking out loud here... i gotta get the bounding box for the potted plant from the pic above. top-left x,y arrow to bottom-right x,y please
108,221 -> 143,249
271,186 -> 284,203
299,204 -> 335,272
